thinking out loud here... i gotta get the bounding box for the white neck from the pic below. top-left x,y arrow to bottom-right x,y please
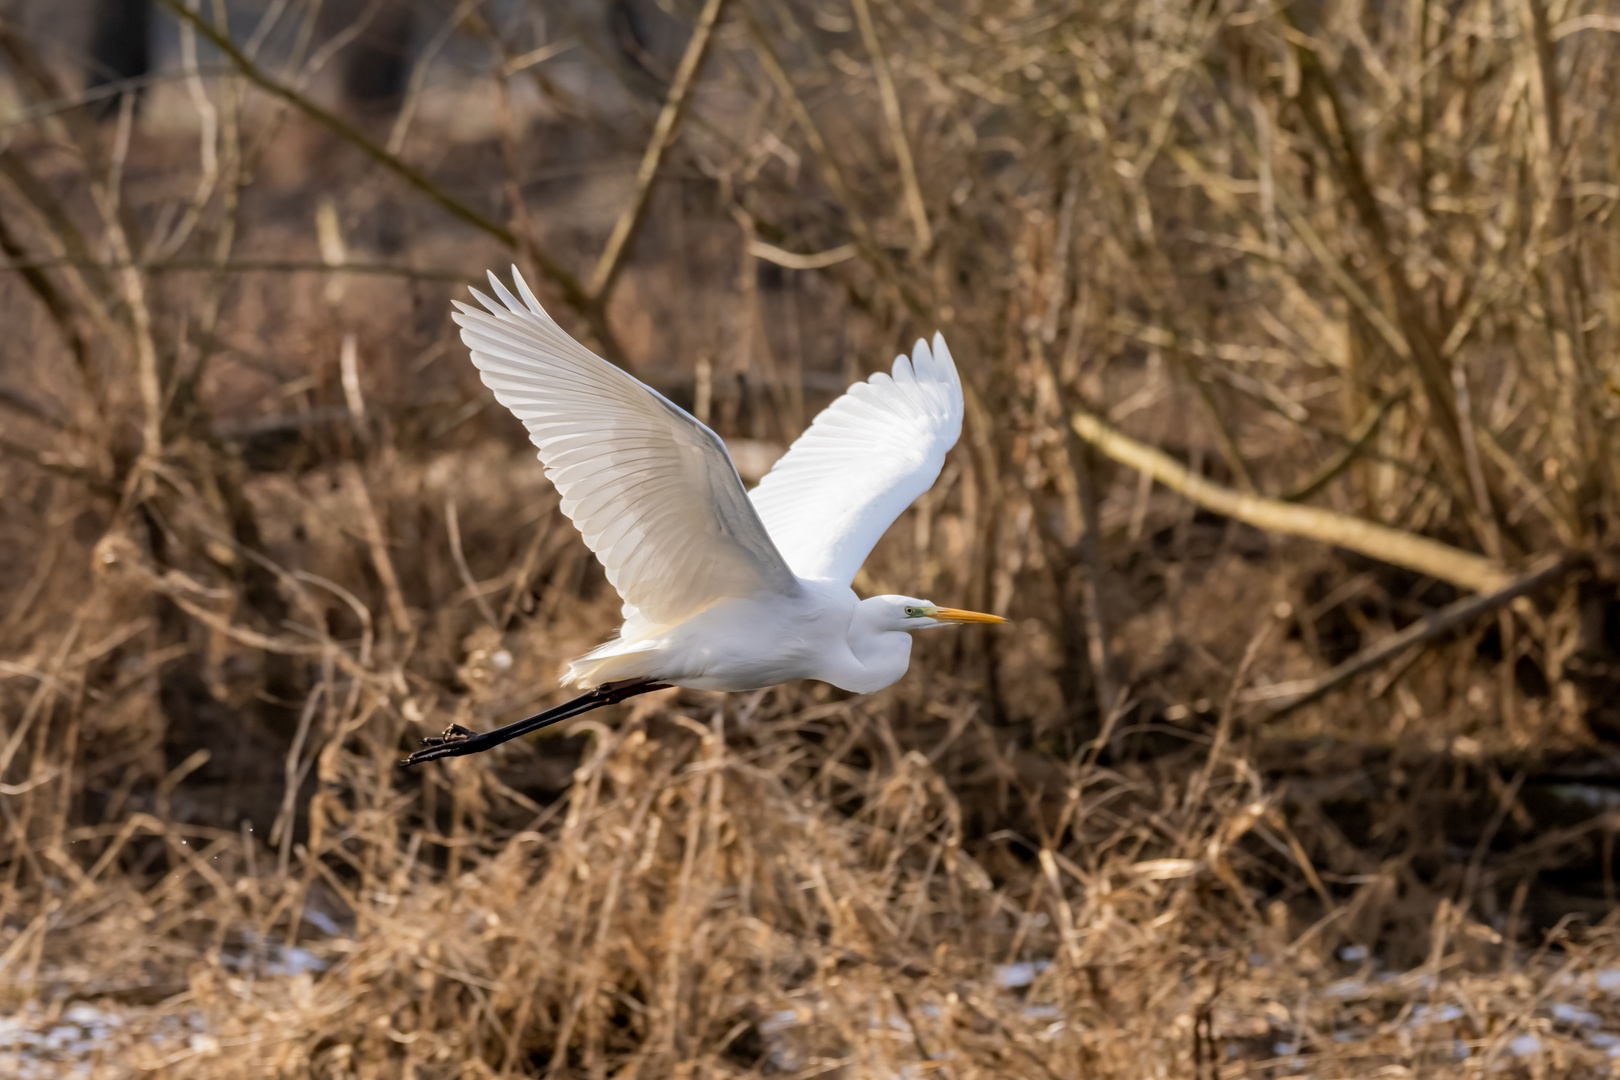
828,597 -> 914,694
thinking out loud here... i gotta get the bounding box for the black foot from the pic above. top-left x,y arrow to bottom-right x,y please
423,722 -> 475,746
399,723 -> 478,767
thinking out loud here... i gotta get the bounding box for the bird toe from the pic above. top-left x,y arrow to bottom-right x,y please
400,723 -> 479,765
420,723 -> 475,748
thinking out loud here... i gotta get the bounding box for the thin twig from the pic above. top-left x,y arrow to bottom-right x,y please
1186,622 -> 1274,815
0,255 -> 481,283
0,147 -> 118,323
746,239 -> 857,270
386,0 -> 482,157
149,11 -> 221,262
0,382 -> 65,430
0,211 -> 94,391
850,0 -> 931,252
0,66 -> 235,134
446,498 -> 498,630
1281,392 -> 1405,503
342,463 -> 412,636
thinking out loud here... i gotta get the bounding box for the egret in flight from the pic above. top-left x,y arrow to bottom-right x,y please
402,268 -> 1003,767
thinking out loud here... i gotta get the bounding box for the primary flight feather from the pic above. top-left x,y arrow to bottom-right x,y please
404,268 -> 1001,766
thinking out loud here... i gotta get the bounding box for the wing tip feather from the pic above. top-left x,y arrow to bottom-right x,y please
511,266 -> 547,318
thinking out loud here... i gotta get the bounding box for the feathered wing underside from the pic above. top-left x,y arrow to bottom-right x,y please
456,269 -> 797,629
749,335 -> 964,585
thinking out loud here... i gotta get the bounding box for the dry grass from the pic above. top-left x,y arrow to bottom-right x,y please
2,0 -> 1619,1076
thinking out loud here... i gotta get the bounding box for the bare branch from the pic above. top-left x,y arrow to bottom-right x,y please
588,0 -> 731,302
1261,553 -> 1581,718
740,4 -> 928,319
1069,408 -> 1514,593
155,0 -> 591,315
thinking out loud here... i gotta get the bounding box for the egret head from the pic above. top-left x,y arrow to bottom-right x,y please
871,595 -> 1006,632
835,595 -> 1007,694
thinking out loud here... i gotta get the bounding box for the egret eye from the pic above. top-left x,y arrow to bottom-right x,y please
904,605 -> 926,618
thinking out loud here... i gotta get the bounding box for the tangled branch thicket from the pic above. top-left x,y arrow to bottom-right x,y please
2,0 -> 1619,1075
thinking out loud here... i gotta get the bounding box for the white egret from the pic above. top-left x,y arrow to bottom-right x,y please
403,268 -> 1003,766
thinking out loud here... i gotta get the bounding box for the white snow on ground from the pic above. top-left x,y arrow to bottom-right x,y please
7,956 -> 1620,1074
2,938 -> 330,1079
992,959 -> 1051,988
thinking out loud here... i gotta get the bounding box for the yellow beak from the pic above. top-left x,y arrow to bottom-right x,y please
931,607 -> 1007,625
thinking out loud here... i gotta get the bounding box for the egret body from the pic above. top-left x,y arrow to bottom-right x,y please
403,269 -> 1002,766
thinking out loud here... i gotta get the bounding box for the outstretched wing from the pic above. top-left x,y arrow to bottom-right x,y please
456,269 -> 798,627
749,335 -> 964,585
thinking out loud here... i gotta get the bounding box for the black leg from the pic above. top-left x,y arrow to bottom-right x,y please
399,679 -> 671,766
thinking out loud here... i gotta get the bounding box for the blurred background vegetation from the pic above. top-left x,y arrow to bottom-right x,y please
1,0 -> 1618,1075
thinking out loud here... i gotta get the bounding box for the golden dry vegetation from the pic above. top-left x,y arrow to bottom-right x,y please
2,0 -> 1620,1076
